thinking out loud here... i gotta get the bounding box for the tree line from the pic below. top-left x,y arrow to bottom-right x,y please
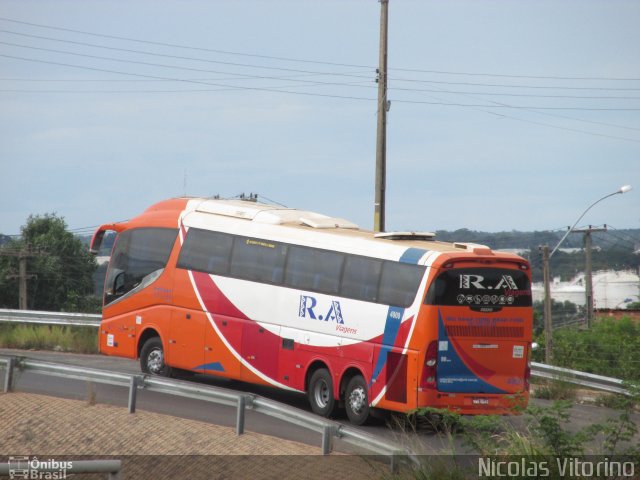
0,214 -> 99,313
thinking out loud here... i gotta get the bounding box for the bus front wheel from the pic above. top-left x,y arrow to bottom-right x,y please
308,368 -> 336,417
140,337 -> 172,377
345,375 -> 370,425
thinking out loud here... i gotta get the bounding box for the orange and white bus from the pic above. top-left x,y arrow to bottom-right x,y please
91,197 -> 533,424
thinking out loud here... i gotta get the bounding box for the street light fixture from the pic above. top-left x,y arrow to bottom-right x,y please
550,185 -> 632,258
542,184 -> 632,363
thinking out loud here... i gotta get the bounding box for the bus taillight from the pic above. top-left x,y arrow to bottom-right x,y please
420,341 -> 438,390
524,343 -> 532,391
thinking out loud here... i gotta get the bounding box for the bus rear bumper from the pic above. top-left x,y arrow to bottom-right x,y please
417,390 -> 529,415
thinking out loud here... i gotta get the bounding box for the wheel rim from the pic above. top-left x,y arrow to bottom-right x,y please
147,348 -> 164,374
348,386 -> 367,415
313,378 -> 331,409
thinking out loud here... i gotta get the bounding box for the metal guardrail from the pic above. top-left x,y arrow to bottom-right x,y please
0,308 -> 633,397
0,460 -> 122,479
0,355 -> 412,470
530,361 -> 631,396
0,308 -> 100,327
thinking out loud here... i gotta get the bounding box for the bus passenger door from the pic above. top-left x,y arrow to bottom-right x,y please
168,309 -> 205,372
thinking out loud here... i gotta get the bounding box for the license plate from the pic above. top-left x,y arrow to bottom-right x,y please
472,398 -> 489,405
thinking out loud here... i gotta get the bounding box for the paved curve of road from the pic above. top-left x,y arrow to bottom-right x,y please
1,348 -> 636,455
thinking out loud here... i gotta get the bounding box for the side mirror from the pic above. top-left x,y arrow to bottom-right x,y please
113,271 -> 126,295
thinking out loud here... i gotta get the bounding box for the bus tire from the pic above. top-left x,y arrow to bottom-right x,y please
345,375 -> 370,425
308,368 -> 335,417
140,337 -> 172,377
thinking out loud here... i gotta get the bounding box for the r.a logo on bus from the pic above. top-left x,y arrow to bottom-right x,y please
459,274 -> 517,290
299,295 -> 344,324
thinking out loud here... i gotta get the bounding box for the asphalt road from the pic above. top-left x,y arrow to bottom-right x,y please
1,348 -> 637,455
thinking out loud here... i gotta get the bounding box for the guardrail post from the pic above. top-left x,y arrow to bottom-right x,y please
128,375 -> 139,413
109,470 -> 122,480
236,395 -> 246,435
390,450 -> 404,473
321,425 -> 333,455
3,357 -> 15,393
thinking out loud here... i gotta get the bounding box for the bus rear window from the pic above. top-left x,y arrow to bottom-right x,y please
425,267 -> 531,307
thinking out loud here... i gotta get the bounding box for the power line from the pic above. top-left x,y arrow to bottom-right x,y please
0,54 -> 378,102
1,36 -> 639,142
410,80 -> 640,140
0,16 -> 376,70
2,16 -> 640,82
0,30 -> 372,79
390,66 -> 640,82
0,41 -> 375,88
607,225 -> 640,245
4,30 -> 640,101
0,82 -> 373,95
389,76 -> 640,92
8,52 -> 640,113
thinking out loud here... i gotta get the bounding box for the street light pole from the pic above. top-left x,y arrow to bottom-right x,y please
542,184 -> 632,361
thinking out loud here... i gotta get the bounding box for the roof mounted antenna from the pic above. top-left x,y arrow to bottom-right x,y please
239,192 -> 258,203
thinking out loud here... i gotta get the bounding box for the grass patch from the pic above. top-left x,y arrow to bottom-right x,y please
0,323 -> 98,353
531,379 -> 578,401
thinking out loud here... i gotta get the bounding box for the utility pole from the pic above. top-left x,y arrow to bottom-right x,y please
541,245 -> 553,362
18,251 -> 28,310
374,0 -> 389,233
2,246 -> 38,310
572,225 -> 607,328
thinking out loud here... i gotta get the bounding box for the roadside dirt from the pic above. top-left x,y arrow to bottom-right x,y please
0,392 -> 389,479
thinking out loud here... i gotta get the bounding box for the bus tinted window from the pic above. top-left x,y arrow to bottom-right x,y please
379,262 -> 426,307
424,268 -> 532,307
230,237 -> 287,284
341,256 -> 382,302
105,228 -> 178,305
284,245 -> 344,294
177,229 -> 233,275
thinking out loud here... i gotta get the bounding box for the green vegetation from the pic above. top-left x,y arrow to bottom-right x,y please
532,379 -> 578,401
0,213 -> 99,312
0,323 -> 98,353
534,317 -> 640,381
400,395 -> 640,479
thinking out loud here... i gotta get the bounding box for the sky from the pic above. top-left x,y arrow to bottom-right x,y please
1,0 -> 639,238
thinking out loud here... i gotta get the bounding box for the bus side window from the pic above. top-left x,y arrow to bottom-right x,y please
284,245 -> 343,295
177,229 -> 233,275
378,262 -> 426,308
341,256 -> 382,302
230,237 -> 287,285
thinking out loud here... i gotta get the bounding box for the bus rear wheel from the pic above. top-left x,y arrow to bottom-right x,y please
308,368 -> 336,417
140,337 -> 172,377
345,375 -> 370,425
